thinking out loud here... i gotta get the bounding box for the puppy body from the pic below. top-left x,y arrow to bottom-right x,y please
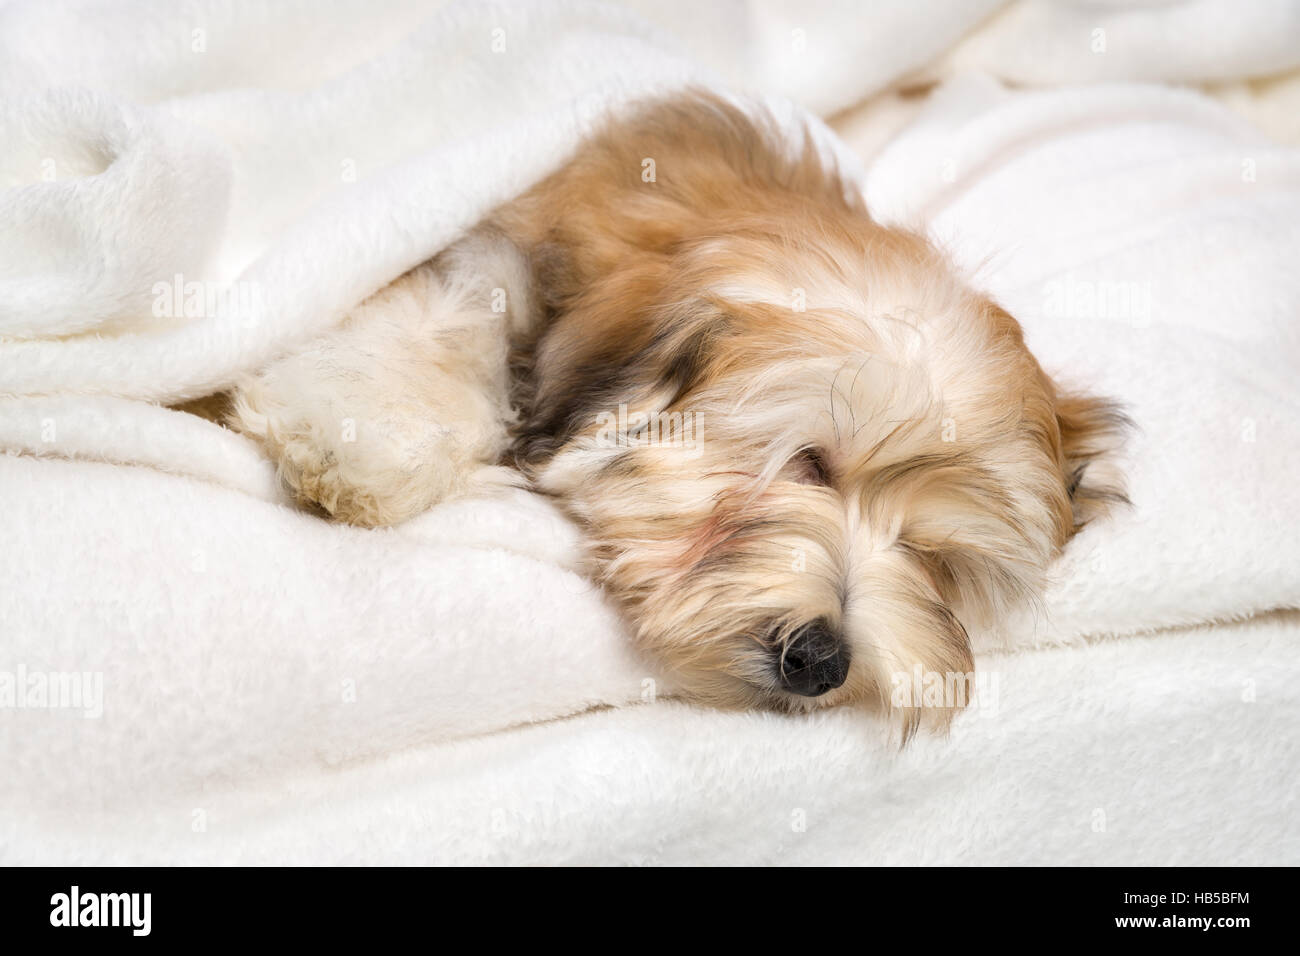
230,93 -> 1124,729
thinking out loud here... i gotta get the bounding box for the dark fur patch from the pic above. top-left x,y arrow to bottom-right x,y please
651,316 -> 729,402
1056,394 -> 1134,529
516,354 -> 636,464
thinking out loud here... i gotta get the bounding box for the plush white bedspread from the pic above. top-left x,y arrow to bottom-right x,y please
2,0 -> 1298,864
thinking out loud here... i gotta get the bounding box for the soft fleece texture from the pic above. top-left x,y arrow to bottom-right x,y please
1,0 -> 1298,865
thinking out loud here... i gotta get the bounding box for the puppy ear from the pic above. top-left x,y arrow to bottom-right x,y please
517,287 -> 728,465
1055,391 -> 1131,531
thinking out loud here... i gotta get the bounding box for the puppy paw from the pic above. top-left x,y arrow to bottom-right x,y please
227,258 -> 525,526
228,356 -> 510,527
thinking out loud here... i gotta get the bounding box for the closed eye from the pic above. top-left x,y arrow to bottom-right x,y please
786,448 -> 832,486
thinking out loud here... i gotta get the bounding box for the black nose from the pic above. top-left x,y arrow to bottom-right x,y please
777,620 -> 850,697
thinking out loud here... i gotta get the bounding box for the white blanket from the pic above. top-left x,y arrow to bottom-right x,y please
3,0 -> 1299,865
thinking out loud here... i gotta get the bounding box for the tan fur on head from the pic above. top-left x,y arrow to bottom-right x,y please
226,90 -> 1127,735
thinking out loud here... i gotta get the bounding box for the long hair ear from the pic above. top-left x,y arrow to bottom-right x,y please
1055,391 -> 1132,531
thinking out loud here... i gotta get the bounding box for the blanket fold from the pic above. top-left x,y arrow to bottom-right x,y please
3,0 -> 1299,864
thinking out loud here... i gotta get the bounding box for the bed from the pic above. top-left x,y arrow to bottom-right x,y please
2,0 -> 1297,865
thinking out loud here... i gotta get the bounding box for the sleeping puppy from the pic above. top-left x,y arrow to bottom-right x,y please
229,91 -> 1126,734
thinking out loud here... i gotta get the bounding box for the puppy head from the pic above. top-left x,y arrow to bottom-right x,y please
512,95 -> 1126,732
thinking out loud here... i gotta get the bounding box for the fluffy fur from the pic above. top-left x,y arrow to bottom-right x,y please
228,92 -> 1126,733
